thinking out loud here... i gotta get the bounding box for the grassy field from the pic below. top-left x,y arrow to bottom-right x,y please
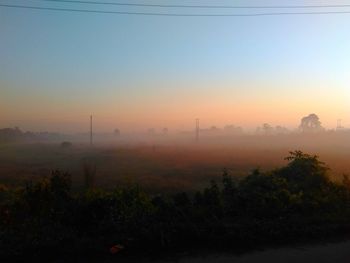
2,141 -> 350,261
1,134 -> 350,192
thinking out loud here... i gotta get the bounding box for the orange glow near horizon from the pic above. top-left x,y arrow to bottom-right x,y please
1,81 -> 348,133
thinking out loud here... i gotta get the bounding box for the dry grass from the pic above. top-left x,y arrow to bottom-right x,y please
0,134 -> 349,192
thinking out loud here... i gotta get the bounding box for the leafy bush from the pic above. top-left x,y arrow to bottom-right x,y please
1,151 -> 350,261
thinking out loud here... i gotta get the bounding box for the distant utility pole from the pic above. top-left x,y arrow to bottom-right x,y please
337,119 -> 343,130
90,115 -> 93,146
195,118 -> 200,143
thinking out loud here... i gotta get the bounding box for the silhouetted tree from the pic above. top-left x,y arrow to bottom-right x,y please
299,113 -> 324,133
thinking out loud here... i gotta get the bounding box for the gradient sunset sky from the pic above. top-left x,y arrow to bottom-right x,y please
1,0 -> 349,133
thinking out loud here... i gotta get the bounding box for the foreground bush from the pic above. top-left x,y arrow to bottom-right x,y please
1,151 -> 350,261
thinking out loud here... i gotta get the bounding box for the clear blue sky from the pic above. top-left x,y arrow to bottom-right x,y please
1,0 -> 350,132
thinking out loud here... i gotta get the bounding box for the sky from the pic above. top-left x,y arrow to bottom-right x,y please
1,0 -> 350,133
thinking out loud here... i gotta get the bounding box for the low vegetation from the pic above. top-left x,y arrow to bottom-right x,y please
1,151 -> 350,261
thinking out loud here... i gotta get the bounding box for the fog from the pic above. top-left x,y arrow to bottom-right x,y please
1,119 -> 349,192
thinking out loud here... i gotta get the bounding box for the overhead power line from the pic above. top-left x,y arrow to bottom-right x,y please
40,0 -> 350,9
2,3 -> 350,16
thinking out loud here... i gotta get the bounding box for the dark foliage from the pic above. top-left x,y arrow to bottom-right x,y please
1,151 -> 350,261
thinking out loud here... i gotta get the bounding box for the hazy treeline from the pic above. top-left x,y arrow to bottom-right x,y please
0,113 -> 346,144
0,127 -> 64,143
1,151 -> 350,261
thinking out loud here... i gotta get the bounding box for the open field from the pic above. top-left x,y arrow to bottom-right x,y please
2,135 -> 350,261
1,132 -> 350,192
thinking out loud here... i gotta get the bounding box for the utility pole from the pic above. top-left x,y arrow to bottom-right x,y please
195,118 -> 199,143
337,119 -> 343,130
90,115 -> 93,146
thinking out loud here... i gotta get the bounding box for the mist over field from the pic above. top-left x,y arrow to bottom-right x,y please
2,0 -> 350,261
1,91 -> 350,262
1,121 -> 350,191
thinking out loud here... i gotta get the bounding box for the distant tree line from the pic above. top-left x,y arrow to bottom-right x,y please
0,127 -> 62,143
1,151 -> 350,261
0,127 -> 32,142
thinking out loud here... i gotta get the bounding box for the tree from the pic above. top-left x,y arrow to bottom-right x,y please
275,151 -> 329,193
256,123 -> 274,135
299,113 -> 324,133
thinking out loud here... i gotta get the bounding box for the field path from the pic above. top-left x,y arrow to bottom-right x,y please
175,241 -> 350,263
